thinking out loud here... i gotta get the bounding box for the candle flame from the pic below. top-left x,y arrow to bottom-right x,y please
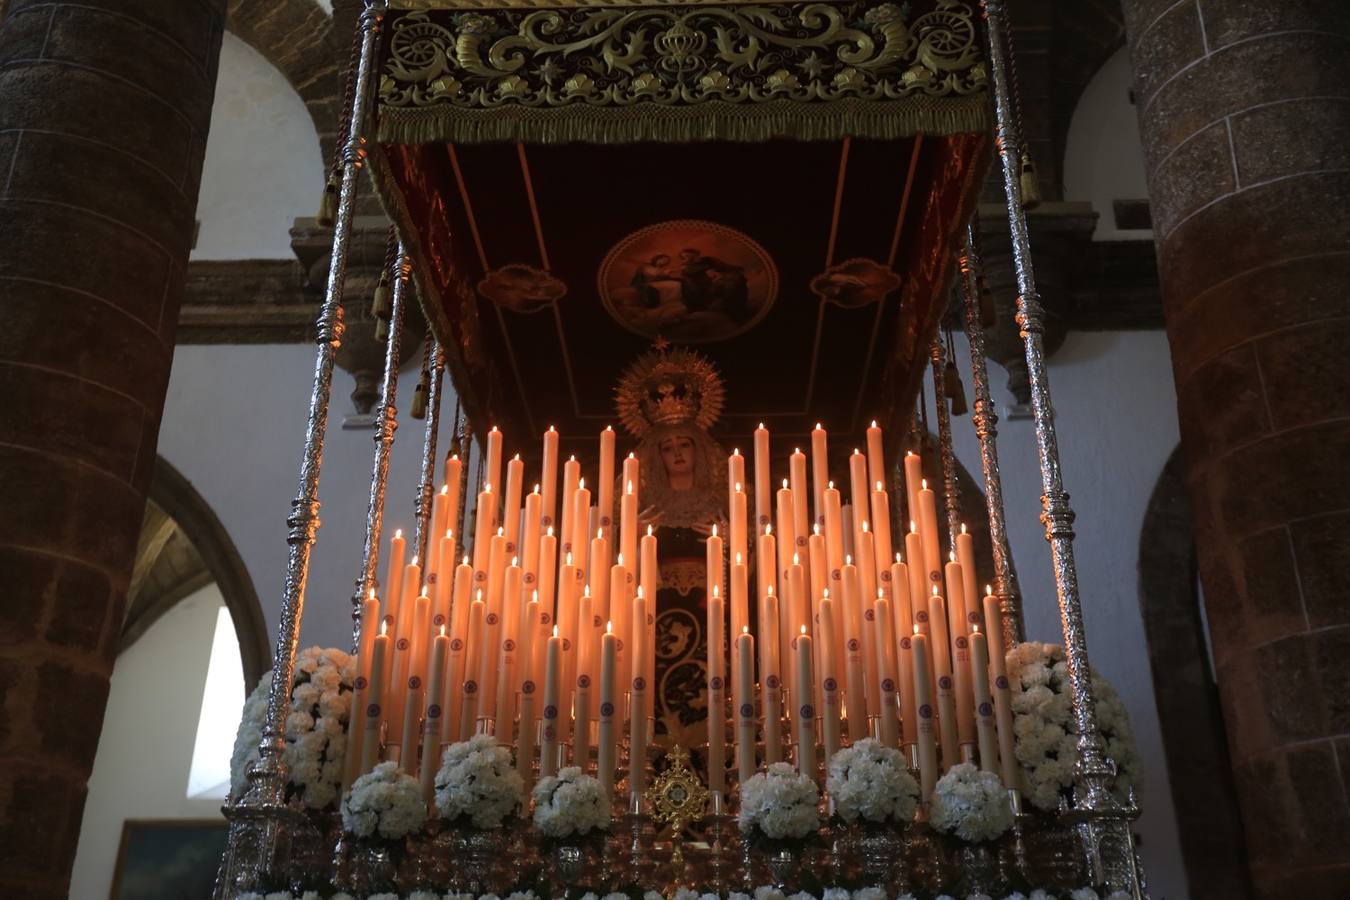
878,588 -> 885,598
476,589 -> 483,601
733,447 -> 740,456
735,482 -> 743,492
907,450 -> 915,457
490,425 -> 500,433
845,554 -> 852,565
462,555 -> 470,566
533,483 -> 540,493
986,584 -> 993,595
546,525 -> 554,537
765,524 -> 772,536
553,625 -> 559,638
862,520 -> 870,533
932,585 -> 939,596
801,624 -> 807,635
921,478 -> 928,489
795,447 -> 802,455
548,425 -> 556,433
628,452 -> 635,459
759,422 -> 766,430
914,624 -> 920,635
735,551 -> 743,565
607,620 -> 613,633
497,526 -> 504,537
569,454 -> 576,462
446,528 -> 453,539
711,522 -> 719,536
578,477 -> 586,489
597,528 -> 603,540
647,524 -> 654,536
627,480 -> 634,494
485,483 -> 492,493
617,553 -> 624,565
973,622 -> 981,634
814,523 -> 821,536
637,585 -> 644,599
440,624 -> 446,636
876,480 -> 884,492
513,453 -> 521,461
828,480 -> 835,489
767,584 -> 774,595
395,528 -> 403,539
895,552 -> 903,564
533,589 -> 539,602
605,424 -> 613,432
713,584 -> 720,598
451,454 -> 459,461
910,520 -> 918,533
815,422 -> 823,430
512,555 -> 519,566
381,620 -> 388,636
823,588 -> 829,598
411,555 -> 419,566
440,484 -> 448,495
854,447 -> 861,455
584,585 -> 590,597
792,552 -> 800,565
950,551 -> 957,562
961,523 -> 968,535
566,552 -> 573,565
742,625 -> 750,634
871,419 -> 879,429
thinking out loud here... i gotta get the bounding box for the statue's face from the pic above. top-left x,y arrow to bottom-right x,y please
658,434 -> 695,478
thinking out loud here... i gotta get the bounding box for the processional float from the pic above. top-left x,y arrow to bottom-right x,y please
216,0 -> 1148,896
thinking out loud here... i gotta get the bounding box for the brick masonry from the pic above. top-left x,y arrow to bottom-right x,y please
0,1 -> 225,896
1122,1 -> 1350,896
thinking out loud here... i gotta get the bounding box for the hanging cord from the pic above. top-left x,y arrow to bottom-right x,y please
411,326 -> 433,420
1002,11 -> 1042,209
316,23 -> 364,226
945,326 -> 969,417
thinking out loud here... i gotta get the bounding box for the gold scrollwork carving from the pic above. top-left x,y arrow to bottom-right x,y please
378,0 -> 986,144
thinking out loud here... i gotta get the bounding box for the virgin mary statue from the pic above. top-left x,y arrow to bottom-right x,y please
615,342 -> 728,744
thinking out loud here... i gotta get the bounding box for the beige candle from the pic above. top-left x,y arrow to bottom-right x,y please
516,597 -> 539,789
386,558 -> 420,753
945,556 -> 975,752
620,479 -> 638,584
969,625 -> 999,774
640,527 -> 657,705
865,420 -> 886,494
398,594 -> 431,770
902,452 -> 922,535
478,532 -> 508,728
730,554 -> 749,693
911,628 -> 937,800
540,426 -> 559,533
503,454 -> 524,556
457,596 -> 484,740
808,527 -> 827,717
485,426 -> 503,513
789,448 -> 811,563
811,423 -> 829,529
892,559 -> 918,749
558,455 -> 580,563
794,626 -> 816,779
598,425 -> 616,540
494,561 -> 523,737
573,589 -> 593,770
762,587 -> 783,764
429,485 -> 450,585
730,483 -> 748,572
609,559 -> 631,709
443,558 -> 473,743
540,626 -> 561,778
956,527 -> 982,632
870,483 -> 894,601
360,626 -> 390,775
818,593 -> 842,763
589,529 -> 611,622
385,528 -> 407,636
443,455 -> 463,541
597,624 -> 618,799
848,449 -> 868,544
857,527 -> 880,720
840,559 -> 867,742
521,488 -> 542,598
705,523 -> 724,608
906,528 -> 929,636
706,586 -> 726,794
556,558 -> 582,746
874,595 -> 900,747
535,528 -> 557,689
735,628 -> 756,785
776,480 -> 796,588
433,530 -> 455,633
984,590 -> 1019,789
728,448 -> 746,513
343,590 -> 381,791
930,587 -> 960,769
471,484 -> 496,595
755,526 -> 777,627
917,479 -> 942,593
754,424 -> 773,531
629,590 -> 649,795
570,478 -> 592,577
419,628 -> 449,803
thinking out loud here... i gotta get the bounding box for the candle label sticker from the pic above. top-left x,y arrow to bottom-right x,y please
428,704 -> 442,719
759,515 -> 771,525
475,571 -> 487,582
916,610 -> 930,624
978,702 -> 993,717
831,568 -> 841,580
544,725 -> 556,739
627,572 -> 635,584
523,680 -> 536,694
865,609 -> 875,621
464,681 -> 478,694
900,636 -> 912,649
882,678 -> 895,692
647,613 -> 654,626
616,638 -> 625,652
578,674 -> 591,689
451,638 -> 464,651
397,638 -> 411,651
563,638 -> 572,651
486,612 -> 500,626
367,703 -> 381,717
524,572 -> 536,584
929,570 -> 941,582
633,676 -> 646,691
969,611 -> 981,625
709,676 -> 723,691
996,675 -> 1009,690
766,674 -> 780,689
740,703 -> 754,718
409,676 -> 422,689
563,542 -> 572,552
594,615 -> 603,628
800,704 -> 815,718
919,703 -> 933,719
541,612 -> 552,625
542,515 -> 553,526
600,515 -> 611,526
601,701 -> 615,716
955,636 -> 968,649
543,704 -> 558,719
354,676 -> 368,690
817,516 -> 826,527
796,536 -> 807,547
503,639 -> 516,652
575,569 -> 586,582
506,542 -> 516,553
433,614 -> 446,627
426,573 -> 438,585
847,638 -> 860,652
880,570 -> 891,582
938,675 -> 953,690
824,677 -> 838,692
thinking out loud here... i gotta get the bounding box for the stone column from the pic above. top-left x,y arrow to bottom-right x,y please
0,1 -> 224,896
1122,2 -> 1350,896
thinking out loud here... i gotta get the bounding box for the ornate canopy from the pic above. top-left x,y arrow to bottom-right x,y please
370,0 -> 992,464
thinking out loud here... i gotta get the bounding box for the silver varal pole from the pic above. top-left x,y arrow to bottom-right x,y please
351,245 -> 411,653
930,334 -> 961,553
958,227 -> 1024,650
981,0 -> 1145,895
215,3 -> 387,895
413,339 -> 447,569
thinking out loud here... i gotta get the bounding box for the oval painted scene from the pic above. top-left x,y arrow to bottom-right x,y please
598,219 -> 778,343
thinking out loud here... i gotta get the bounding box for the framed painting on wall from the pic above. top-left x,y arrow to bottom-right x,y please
109,818 -> 227,900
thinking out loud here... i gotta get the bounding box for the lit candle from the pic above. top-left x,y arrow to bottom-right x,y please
622,453 -> 640,514
911,628 -> 937,800
386,556 -> 420,752
640,527 -> 657,699
556,553 -> 581,746
471,484 -> 496,596
360,623 -> 390,775
398,593 -> 431,770
343,590 -> 381,791
478,531 -> 508,729
705,522 -> 724,608
762,586 -> 782,764
429,485 -> 450,585
443,454 -> 463,540
629,589 -> 649,795
589,528 -> 611,623
874,594 -> 900,747
970,624 -> 999,775
516,596 -> 539,789
597,622 -> 618,799
535,527 -> 558,689
786,554 -> 808,686
485,426 -> 503,514
906,526 -> 928,636
503,454 -> 524,556
610,557 -> 631,708
457,595 -> 484,740
945,554 -> 975,754
811,423 -> 829,529
789,448 -> 811,565
729,482 -> 748,572
494,559 -> 523,737
419,626 -> 449,804
571,478 -> 592,578
521,488 -> 542,599
443,557 -> 473,743
598,425 -> 616,541
730,552 -> 749,692
917,479 -> 942,593
540,626 -> 561,778
794,626 -> 816,779
706,585 -> 726,794
735,627 -> 756,785
892,556 -> 918,751
857,525 -> 880,721
728,447 -> 747,513
840,558 -> 867,742
755,525 -> 777,626
753,424 -> 773,531
870,482 -> 894,601
776,482 -> 798,681
865,420 -> 886,494
956,525 -> 981,633
558,455 -> 580,562
573,587 -> 593,770
930,586 -> 961,770
433,529 -> 455,633
540,426 -> 559,532
902,452 -> 923,535
818,592 -> 842,763
807,525 -> 827,717
620,479 -> 638,584
848,448 -> 868,545
984,589 -> 1019,789
382,531 -> 407,698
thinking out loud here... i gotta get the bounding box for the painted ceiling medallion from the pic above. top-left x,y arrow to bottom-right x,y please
809,258 -> 903,308
598,219 -> 778,343
478,263 -> 567,314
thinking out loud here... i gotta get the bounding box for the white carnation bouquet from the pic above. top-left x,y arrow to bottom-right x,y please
433,733 -> 524,829
340,761 -> 426,840
826,738 -> 920,825
738,762 -> 821,841
230,646 -> 356,810
929,762 -> 1014,843
1006,642 -> 1142,812
532,766 -> 611,838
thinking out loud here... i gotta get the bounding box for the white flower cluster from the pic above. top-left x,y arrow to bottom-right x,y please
341,761 -> 426,839
1006,642 -> 1142,812
929,762 -> 1014,843
737,762 -> 821,840
434,734 -> 524,829
825,738 -> 920,825
234,888 -> 1131,900
230,646 -> 356,810
531,766 -> 611,837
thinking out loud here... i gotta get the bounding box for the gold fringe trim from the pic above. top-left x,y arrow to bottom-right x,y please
376,95 -> 991,146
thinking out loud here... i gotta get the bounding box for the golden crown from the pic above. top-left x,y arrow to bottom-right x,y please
615,340 -> 725,439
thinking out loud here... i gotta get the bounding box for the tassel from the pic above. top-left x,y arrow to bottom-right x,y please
316,175 -> 338,227
945,360 -> 968,416
1019,150 -> 1042,211
979,276 -> 997,329
370,274 -> 392,320
411,373 -> 430,419
374,316 -> 389,344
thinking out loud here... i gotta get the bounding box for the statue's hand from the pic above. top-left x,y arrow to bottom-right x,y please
638,505 -> 663,529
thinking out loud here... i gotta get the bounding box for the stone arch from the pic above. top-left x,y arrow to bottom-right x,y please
126,457 -> 270,688
225,0 -> 341,163
1137,445 -> 1251,899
